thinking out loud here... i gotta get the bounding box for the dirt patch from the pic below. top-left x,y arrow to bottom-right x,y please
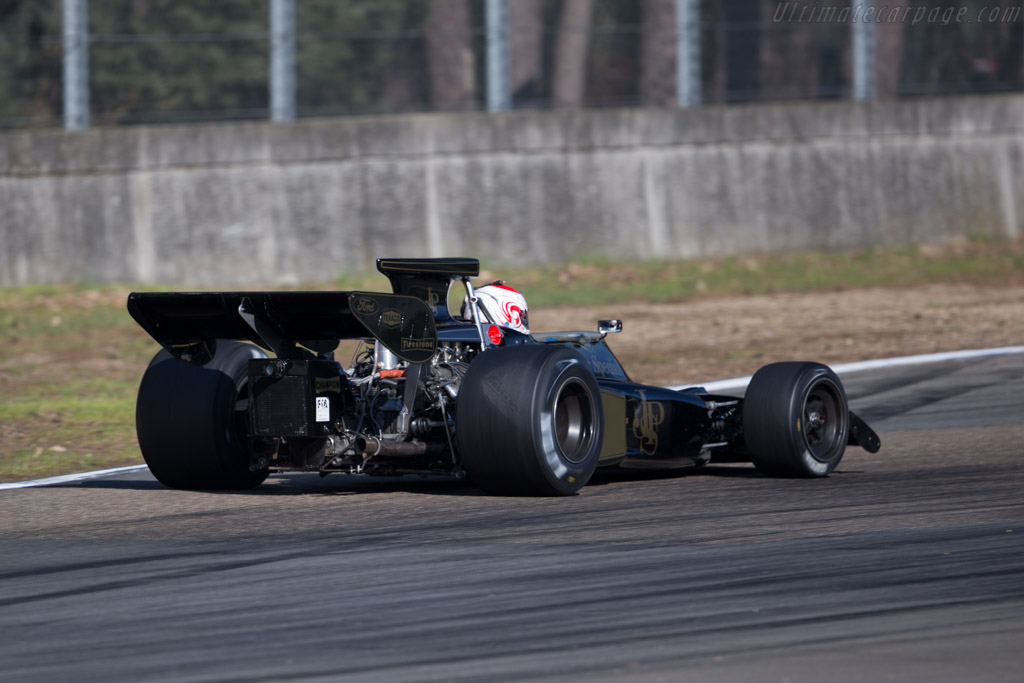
532,282 -> 1024,385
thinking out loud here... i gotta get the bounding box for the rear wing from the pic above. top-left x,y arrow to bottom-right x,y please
129,258 -> 479,365
128,290 -> 436,365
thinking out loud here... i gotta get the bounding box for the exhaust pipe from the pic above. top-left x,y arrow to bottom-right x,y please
357,436 -> 443,458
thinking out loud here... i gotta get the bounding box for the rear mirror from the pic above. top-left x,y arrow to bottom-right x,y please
598,319 -> 622,335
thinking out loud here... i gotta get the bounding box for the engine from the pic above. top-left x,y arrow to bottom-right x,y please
247,340 -> 480,477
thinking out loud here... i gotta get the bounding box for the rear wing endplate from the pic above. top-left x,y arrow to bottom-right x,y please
377,257 -> 479,321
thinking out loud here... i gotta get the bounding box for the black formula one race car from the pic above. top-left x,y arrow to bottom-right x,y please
128,257 -> 881,496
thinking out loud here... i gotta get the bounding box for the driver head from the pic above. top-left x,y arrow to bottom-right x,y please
463,283 -> 530,334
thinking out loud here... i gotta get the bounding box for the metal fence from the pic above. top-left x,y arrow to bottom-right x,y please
1,0 -> 1022,130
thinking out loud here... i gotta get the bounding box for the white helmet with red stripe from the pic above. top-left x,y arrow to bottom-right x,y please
464,282 -> 530,334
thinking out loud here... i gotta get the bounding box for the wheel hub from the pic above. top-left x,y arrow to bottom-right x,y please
802,381 -> 845,462
553,377 -> 596,464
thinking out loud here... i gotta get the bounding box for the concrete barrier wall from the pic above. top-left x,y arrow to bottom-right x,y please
1,95 -> 1022,286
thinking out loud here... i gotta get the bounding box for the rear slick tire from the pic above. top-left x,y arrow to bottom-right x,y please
743,362 -> 850,477
136,341 -> 269,490
457,345 -> 604,496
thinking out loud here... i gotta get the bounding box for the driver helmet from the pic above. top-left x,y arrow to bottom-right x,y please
463,282 -> 530,334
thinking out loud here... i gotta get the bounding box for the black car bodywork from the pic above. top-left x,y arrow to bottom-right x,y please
128,257 -> 880,495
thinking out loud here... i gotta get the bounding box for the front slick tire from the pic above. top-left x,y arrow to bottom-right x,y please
136,341 -> 269,491
457,345 -> 604,496
743,362 -> 850,478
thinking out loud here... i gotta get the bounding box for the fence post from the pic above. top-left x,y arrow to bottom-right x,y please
675,0 -> 700,107
852,0 -> 876,101
486,0 -> 510,111
270,0 -> 296,121
62,0 -> 89,130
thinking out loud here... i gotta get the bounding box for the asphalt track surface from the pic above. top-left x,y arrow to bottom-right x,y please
1,354 -> 1022,682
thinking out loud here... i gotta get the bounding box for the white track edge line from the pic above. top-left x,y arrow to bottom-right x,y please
0,464 -> 149,491
669,345 -> 1024,392
4,345 -> 1024,491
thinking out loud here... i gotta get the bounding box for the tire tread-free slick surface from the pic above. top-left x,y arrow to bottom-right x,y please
457,345 -> 604,495
743,361 -> 850,477
136,340 -> 269,490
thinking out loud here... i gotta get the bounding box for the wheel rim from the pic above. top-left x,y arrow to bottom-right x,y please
802,379 -> 845,462
552,377 -> 596,464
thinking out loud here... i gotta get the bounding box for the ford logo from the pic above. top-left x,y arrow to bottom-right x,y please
355,297 -> 379,315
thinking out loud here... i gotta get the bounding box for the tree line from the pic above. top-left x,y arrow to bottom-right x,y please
0,0 -> 1021,128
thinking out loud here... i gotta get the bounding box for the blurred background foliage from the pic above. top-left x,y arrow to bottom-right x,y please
0,0 -> 1021,128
